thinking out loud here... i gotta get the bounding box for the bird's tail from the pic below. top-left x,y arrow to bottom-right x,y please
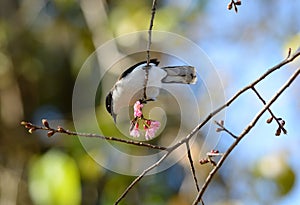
160,66 -> 197,84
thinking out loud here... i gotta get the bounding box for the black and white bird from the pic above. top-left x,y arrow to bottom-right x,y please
105,59 -> 197,122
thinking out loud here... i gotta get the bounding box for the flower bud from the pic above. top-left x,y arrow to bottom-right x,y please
199,158 -> 209,165
57,126 -> 66,132
42,119 -> 50,128
235,0 -> 241,5
22,121 -> 33,129
216,128 -> 223,132
28,128 -> 36,134
211,149 -> 219,154
47,130 -> 55,137
266,117 -> 273,124
275,127 -> 281,136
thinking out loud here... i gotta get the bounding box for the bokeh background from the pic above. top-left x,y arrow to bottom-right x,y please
0,0 -> 300,204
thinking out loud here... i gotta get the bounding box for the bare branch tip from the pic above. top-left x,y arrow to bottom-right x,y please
214,120 -> 224,126
287,48 -> 292,59
215,120 -> 224,132
228,0 -> 241,13
283,128 -> 288,135
234,5 -> 238,13
267,117 -> 287,136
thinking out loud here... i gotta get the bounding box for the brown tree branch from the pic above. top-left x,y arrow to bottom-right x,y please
146,0 -> 157,66
114,151 -> 170,205
192,66 -> 300,205
21,120 -> 167,151
143,0 -> 158,100
251,86 -> 287,135
227,0 -> 241,12
186,141 -> 200,192
215,120 -> 238,139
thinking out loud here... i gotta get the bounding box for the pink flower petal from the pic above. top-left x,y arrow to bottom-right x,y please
150,120 -> 160,129
130,122 -> 140,138
133,101 -> 143,118
130,128 -> 140,138
144,120 -> 160,140
145,128 -> 155,140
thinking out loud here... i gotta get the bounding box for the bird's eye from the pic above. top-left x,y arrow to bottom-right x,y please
105,92 -> 113,114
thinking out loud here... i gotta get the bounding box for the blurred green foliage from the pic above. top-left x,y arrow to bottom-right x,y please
253,153 -> 295,198
28,149 -> 81,205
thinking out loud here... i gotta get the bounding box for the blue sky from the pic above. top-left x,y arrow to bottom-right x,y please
181,1 -> 300,204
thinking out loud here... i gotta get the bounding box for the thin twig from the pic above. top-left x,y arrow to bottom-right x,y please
215,120 -> 238,139
251,86 -> 287,134
21,121 -> 167,151
146,0 -> 157,66
227,0 -> 241,13
114,142 -> 183,203
143,65 -> 150,100
185,142 -> 200,192
143,0 -> 158,100
192,67 -> 300,205
114,151 -> 170,205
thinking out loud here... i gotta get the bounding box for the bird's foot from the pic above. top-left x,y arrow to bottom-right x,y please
139,98 -> 156,104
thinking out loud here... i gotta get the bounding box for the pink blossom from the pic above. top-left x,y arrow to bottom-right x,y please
133,101 -> 143,118
130,122 -> 140,138
131,101 -> 161,140
150,120 -> 160,129
145,129 -> 155,140
144,120 -> 160,140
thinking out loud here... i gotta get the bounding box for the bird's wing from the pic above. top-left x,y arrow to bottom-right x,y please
118,59 -> 159,80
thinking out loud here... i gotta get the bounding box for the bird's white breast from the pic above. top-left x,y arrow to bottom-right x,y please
112,65 -> 166,114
